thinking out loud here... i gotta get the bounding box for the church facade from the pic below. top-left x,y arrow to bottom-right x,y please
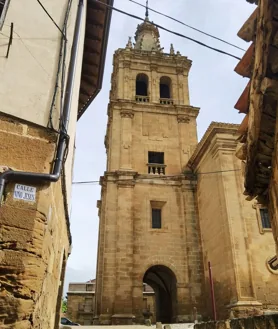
94,13 -> 278,324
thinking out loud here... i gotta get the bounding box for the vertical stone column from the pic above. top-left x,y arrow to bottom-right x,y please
219,148 -> 260,316
177,67 -> 184,105
181,179 -> 206,321
118,64 -> 124,99
150,64 -> 158,103
97,179 -> 118,325
123,61 -> 131,100
112,175 -> 135,324
132,284 -> 144,323
120,109 -> 134,170
183,71 -> 190,105
177,115 -> 191,169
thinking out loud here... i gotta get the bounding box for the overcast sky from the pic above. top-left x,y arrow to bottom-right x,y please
64,0 -> 255,292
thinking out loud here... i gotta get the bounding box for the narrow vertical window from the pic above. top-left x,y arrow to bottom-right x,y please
260,208 -> 271,229
0,0 -> 10,29
152,208 -> 161,229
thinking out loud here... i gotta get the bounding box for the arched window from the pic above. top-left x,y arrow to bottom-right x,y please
160,76 -> 172,99
136,73 -> 148,96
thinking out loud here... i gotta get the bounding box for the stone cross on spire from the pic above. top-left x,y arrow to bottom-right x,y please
145,0 -> 149,20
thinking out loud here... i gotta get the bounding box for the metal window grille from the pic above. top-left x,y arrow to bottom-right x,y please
152,208 -> 161,229
260,208 -> 271,229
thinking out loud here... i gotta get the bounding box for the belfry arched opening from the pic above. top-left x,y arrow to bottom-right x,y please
143,265 -> 177,323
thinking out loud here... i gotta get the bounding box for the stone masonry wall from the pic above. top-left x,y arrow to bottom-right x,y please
194,129 -> 278,320
0,114 -> 70,329
194,314 -> 278,329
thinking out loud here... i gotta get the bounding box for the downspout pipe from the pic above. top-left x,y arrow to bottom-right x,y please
0,0 -> 84,205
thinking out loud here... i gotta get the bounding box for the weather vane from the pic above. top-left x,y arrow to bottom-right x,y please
145,0 -> 149,19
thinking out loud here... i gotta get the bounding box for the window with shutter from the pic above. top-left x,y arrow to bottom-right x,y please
0,0 -> 10,29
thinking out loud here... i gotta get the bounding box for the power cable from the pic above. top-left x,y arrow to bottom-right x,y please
12,30 -> 50,76
91,0 -> 241,61
36,0 -> 67,39
128,0 -> 245,52
72,169 -> 241,185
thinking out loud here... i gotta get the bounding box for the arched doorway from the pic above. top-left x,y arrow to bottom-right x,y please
143,265 -> 177,323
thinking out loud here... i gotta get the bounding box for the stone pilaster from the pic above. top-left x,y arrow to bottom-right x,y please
120,109 -> 134,170
112,172 -> 136,324
177,114 -> 191,167
123,61 -> 131,100
150,63 -> 158,103
176,67 -> 184,105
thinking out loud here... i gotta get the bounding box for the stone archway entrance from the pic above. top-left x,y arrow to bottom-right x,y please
143,265 -> 177,323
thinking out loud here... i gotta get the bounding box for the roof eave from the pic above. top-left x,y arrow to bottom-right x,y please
77,0 -> 114,120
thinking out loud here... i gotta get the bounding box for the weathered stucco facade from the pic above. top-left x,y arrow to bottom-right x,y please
95,13 -> 278,324
0,0 -> 113,328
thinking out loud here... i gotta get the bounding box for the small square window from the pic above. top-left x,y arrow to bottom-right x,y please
152,208 -> 161,229
260,208 -> 271,229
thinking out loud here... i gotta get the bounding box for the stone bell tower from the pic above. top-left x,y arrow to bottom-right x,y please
95,11 -> 206,325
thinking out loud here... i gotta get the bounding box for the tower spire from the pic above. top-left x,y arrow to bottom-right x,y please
145,0 -> 149,20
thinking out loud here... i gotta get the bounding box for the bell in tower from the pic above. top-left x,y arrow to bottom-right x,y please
94,6 -> 205,325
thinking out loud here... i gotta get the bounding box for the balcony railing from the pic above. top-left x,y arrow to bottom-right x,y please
147,163 -> 166,175
160,98 -> 174,105
135,95 -> 150,103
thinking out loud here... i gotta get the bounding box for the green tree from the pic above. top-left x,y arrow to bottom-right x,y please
62,298 -> 67,313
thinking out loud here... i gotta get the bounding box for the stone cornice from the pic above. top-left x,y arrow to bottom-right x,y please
109,100 -> 199,118
99,172 -> 196,187
177,115 -> 190,124
114,48 -> 192,70
187,122 -> 240,170
120,109 -> 134,119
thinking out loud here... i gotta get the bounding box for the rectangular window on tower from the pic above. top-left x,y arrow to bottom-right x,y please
260,208 -> 271,229
152,208 -> 162,229
148,151 -> 164,164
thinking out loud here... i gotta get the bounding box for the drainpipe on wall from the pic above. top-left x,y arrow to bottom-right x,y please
0,0 -> 84,219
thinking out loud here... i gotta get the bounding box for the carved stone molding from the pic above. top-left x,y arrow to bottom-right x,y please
150,63 -> 158,72
123,61 -> 131,69
177,115 -> 190,123
120,110 -> 134,119
176,67 -> 184,75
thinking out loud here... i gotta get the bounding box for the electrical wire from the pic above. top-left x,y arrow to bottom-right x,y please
11,29 -> 50,76
91,0 -> 241,61
36,0 -> 67,39
128,0 -> 245,52
72,169 -> 241,185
